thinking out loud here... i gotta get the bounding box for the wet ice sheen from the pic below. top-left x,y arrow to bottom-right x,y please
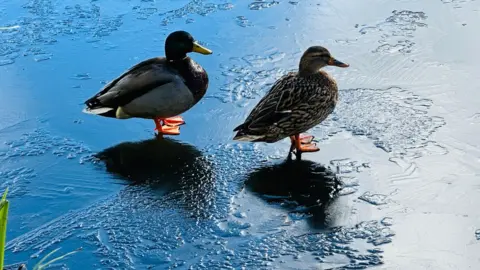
6,142 -> 391,269
235,16 -> 252,27
1,0 -> 460,268
248,1 -> 280,10
359,10 -> 427,54
0,0 -> 124,65
358,192 -> 389,206
380,217 -> 393,226
0,128 -> 92,198
159,1 -> 234,25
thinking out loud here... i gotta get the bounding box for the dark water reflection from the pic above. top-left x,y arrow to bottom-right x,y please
94,137 -> 216,219
244,159 -> 342,230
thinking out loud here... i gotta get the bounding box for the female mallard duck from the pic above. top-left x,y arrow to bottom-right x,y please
82,30 -> 212,135
233,46 -> 349,159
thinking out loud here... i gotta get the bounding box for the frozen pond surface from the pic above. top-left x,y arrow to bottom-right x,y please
1,0 -> 480,268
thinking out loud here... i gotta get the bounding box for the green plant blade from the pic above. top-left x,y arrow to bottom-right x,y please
1,188 -> 8,201
33,247 -> 81,270
33,248 -> 61,269
33,248 -> 81,270
0,188 -> 10,270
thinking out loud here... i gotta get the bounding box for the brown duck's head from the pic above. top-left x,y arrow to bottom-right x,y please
165,30 -> 213,60
299,46 -> 349,74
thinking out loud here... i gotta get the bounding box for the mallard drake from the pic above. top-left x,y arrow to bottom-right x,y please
82,30 -> 212,135
233,46 -> 349,159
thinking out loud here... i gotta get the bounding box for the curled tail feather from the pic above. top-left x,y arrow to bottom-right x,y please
233,123 -> 265,142
82,106 -> 119,118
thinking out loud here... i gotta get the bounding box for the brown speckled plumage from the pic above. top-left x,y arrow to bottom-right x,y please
233,46 -> 348,147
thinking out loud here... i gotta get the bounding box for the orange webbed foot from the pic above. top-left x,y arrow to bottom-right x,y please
163,116 -> 185,126
154,118 -> 181,135
157,125 -> 180,135
297,142 -> 320,152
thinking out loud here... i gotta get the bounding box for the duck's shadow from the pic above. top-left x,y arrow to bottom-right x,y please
94,137 -> 215,218
244,159 -> 342,229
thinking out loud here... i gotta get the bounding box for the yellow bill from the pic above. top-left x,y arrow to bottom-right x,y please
192,41 -> 213,55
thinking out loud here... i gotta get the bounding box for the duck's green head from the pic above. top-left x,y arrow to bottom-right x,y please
165,31 -> 212,60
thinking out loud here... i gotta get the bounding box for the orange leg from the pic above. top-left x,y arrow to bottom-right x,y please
154,118 -> 180,135
289,136 -> 296,152
287,136 -> 296,160
163,116 -> 185,126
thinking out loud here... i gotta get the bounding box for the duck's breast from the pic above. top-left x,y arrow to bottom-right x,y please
178,59 -> 209,102
277,74 -> 338,135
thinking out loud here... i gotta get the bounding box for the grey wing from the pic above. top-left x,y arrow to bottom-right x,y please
84,57 -> 180,109
122,77 -> 195,118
